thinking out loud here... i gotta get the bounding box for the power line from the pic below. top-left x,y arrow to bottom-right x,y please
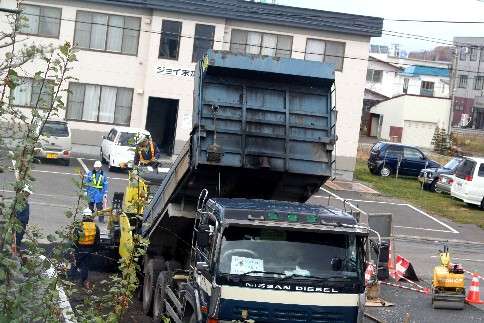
4,5 -> 484,74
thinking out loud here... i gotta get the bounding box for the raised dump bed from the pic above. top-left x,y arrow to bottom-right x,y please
143,50 -> 336,236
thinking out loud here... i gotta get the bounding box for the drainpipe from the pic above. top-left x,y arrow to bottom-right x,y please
447,46 -> 458,134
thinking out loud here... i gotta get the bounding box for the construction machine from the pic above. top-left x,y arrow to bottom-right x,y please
95,160 -> 169,259
432,245 -> 465,309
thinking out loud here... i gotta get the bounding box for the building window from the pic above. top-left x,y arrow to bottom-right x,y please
159,20 -> 182,59
475,76 -> 484,91
74,11 -> 140,55
192,24 -> 215,62
459,47 -> 466,60
305,38 -> 345,71
458,75 -> 468,88
470,47 -> 478,61
66,83 -> 133,125
10,78 -> 54,108
421,81 -> 434,89
230,29 -> 292,58
455,105 -> 464,111
480,48 -> 484,62
403,78 -> 409,93
19,4 -> 61,38
366,69 -> 383,83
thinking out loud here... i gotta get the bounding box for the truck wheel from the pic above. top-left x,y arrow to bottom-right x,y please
165,260 -> 182,273
379,165 -> 393,177
430,179 -> 438,192
153,271 -> 169,323
143,259 -> 164,316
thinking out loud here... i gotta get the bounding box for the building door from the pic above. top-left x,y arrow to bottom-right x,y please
145,97 -> 178,156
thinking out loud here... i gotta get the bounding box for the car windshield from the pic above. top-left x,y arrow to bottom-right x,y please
218,226 -> 365,280
118,132 -> 137,147
41,122 -> 69,137
443,158 -> 461,170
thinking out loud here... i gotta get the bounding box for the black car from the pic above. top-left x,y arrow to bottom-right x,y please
368,142 -> 441,177
418,157 -> 463,192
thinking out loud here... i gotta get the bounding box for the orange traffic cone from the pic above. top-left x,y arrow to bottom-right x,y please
466,271 -> 484,304
388,242 -> 395,270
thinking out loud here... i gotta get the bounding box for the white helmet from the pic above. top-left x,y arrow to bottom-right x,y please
23,185 -> 33,195
82,208 -> 93,217
94,160 -> 102,168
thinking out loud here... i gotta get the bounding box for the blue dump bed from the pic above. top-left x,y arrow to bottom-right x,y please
143,50 -> 336,235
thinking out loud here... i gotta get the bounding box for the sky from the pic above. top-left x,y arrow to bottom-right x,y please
277,0 -> 484,52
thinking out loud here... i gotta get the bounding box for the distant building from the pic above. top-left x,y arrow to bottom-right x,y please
363,48 -> 450,141
451,37 -> 484,130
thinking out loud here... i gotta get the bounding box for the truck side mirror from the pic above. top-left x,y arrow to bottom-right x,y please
197,225 -> 210,248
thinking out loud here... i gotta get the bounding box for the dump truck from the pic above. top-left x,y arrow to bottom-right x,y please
137,50 -> 369,323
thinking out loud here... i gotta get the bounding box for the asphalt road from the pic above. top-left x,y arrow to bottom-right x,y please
1,151 -> 484,322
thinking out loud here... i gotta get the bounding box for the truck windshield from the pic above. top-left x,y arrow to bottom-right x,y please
218,226 -> 364,280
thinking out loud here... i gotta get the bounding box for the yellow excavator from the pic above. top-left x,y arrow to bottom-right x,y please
96,161 -> 168,259
432,245 -> 466,310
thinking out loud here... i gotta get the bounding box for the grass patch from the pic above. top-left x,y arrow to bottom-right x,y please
354,160 -> 484,230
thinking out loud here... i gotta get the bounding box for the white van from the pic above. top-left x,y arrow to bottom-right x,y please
35,119 -> 72,166
451,157 -> 484,209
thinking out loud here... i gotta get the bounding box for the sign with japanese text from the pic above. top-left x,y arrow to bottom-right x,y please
155,65 -> 195,77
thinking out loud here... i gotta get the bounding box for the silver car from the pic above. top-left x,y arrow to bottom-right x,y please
434,174 -> 454,194
35,119 -> 72,166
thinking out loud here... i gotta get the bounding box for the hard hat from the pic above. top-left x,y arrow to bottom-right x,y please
82,208 -> 93,217
135,133 -> 147,144
94,160 -> 102,168
23,185 -> 33,195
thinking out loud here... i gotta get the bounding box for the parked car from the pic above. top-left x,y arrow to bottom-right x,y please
100,127 -> 151,171
451,157 -> 484,209
368,142 -> 441,177
34,119 -> 72,166
435,174 -> 455,194
418,157 -> 463,192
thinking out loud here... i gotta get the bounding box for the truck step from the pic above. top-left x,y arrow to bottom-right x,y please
165,301 -> 182,323
166,286 -> 184,313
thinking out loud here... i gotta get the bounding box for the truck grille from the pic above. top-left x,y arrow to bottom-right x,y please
232,306 -> 345,322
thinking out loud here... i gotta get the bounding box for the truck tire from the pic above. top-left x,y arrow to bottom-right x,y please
165,260 -> 182,273
153,271 -> 169,323
143,259 -> 164,316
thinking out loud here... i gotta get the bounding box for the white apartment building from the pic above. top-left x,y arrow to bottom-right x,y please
0,0 -> 382,180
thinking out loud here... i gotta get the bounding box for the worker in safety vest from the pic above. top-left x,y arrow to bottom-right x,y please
84,160 -> 108,223
133,135 -> 160,166
68,208 -> 100,287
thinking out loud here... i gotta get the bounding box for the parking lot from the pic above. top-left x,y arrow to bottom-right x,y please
1,149 -> 483,322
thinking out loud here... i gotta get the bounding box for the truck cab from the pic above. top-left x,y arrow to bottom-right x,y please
174,198 -> 368,322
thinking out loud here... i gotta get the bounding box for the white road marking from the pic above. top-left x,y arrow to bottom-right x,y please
30,169 -> 128,181
393,226 -> 456,233
77,157 -> 89,173
317,187 -> 459,234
